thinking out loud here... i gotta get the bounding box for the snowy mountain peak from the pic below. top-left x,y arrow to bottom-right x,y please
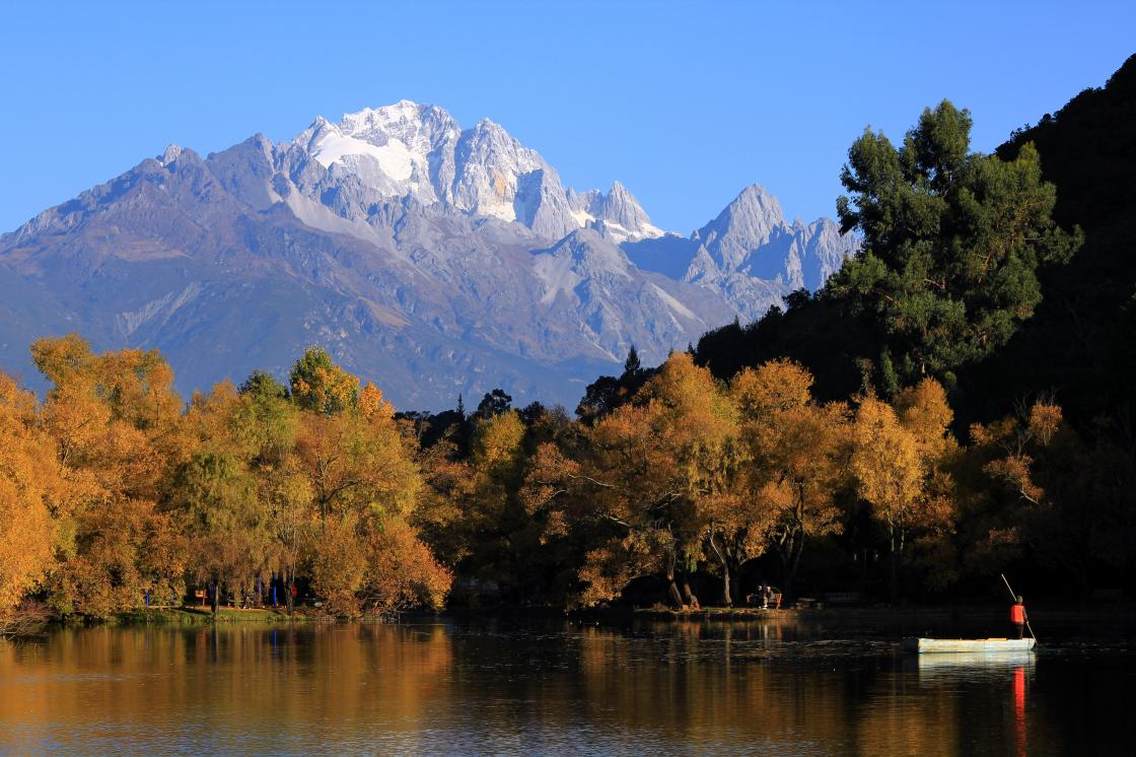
159,144 -> 184,165
653,182 -> 861,311
472,115 -> 507,132
566,181 -> 663,243
340,98 -> 423,127
599,180 -> 661,238
284,101 -> 667,241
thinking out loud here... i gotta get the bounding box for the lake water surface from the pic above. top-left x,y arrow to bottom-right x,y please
0,614 -> 1132,755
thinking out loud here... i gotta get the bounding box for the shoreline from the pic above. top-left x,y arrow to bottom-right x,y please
581,601 -> 1136,624
114,606 -> 314,625
5,600 -> 1134,638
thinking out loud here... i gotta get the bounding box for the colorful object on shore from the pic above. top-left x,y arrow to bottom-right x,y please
903,638 -> 1037,654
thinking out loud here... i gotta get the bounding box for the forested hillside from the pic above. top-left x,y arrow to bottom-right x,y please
696,54 -> 1136,434
692,55 -> 1136,597
967,53 -> 1136,426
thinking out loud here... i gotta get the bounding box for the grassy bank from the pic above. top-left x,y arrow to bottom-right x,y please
115,606 -> 310,625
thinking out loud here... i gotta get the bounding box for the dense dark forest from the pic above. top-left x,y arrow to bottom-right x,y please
1,56 -> 1133,626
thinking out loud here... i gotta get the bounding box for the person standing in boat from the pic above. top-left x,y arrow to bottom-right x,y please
1010,595 -> 1028,639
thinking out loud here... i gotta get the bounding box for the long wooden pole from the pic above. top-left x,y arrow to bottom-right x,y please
1001,573 -> 1037,641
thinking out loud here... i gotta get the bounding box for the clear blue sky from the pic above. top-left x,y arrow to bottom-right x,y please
1,1 -> 1132,234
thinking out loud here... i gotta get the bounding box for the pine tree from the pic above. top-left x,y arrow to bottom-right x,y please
623,345 -> 642,376
830,101 -> 1081,387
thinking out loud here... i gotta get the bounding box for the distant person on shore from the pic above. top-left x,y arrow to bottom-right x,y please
1010,596 -> 1028,639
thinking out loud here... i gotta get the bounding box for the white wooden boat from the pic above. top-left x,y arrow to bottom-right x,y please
903,637 -> 1036,654
915,649 -> 1035,676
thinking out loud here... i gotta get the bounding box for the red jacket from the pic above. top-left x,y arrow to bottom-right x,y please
1010,603 -> 1026,624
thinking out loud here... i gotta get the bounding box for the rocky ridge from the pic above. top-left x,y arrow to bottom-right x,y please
0,101 -> 857,409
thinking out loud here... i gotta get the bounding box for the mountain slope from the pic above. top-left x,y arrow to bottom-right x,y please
0,102 -> 856,409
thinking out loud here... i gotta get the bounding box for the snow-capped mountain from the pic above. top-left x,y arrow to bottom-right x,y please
288,101 -> 661,243
0,101 -> 856,409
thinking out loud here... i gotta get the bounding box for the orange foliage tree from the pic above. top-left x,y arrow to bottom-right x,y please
0,374 -> 64,623
31,336 -> 186,617
852,379 -> 957,598
293,378 -> 450,616
731,360 -> 850,598
0,337 -> 453,622
532,354 -> 736,608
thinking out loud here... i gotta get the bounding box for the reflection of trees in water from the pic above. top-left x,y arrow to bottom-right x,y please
577,620 -> 857,748
0,624 -> 455,750
0,624 -> 1085,754
854,669 -> 962,755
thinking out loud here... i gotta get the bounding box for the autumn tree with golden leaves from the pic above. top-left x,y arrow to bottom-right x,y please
731,360 -> 851,598
0,373 -> 64,626
852,380 -> 956,599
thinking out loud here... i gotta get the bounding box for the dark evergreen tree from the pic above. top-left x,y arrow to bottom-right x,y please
831,100 -> 1081,387
623,345 -> 642,376
474,388 -> 513,420
575,375 -> 621,424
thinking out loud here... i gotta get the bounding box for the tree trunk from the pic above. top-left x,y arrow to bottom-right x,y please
665,548 -> 683,608
779,528 -> 805,600
888,525 -> 906,603
285,568 -> 295,614
210,578 -> 219,616
666,574 -> 683,608
888,529 -> 897,603
721,563 -> 733,607
708,532 -> 733,607
682,578 -> 700,610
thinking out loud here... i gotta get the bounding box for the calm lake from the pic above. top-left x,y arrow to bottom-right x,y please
0,613 -> 1133,755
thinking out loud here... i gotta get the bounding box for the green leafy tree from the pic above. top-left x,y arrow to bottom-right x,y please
289,347 -> 359,415
239,370 -> 289,401
831,101 -> 1081,387
174,383 -> 275,614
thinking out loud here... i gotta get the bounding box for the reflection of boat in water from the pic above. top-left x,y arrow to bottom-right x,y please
903,637 -> 1036,654
909,643 -> 1035,693
913,648 -> 1035,674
